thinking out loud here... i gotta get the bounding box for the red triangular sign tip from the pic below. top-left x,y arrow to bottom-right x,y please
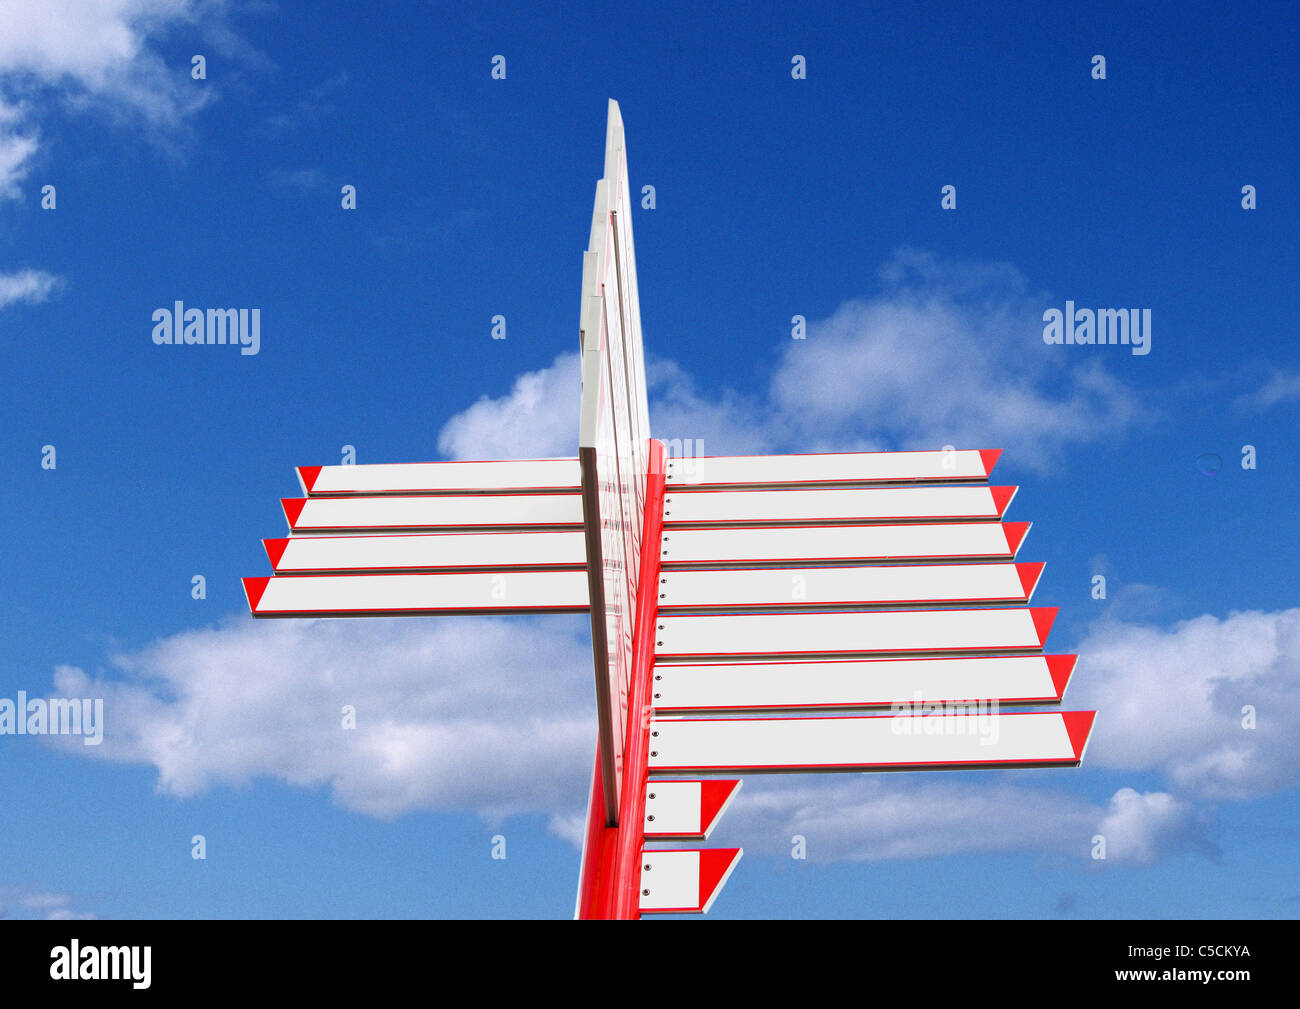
242,576 -> 270,611
699,780 -> 741,836
1031,606 -> 1059,646
1061,710 -> 1096,761
281,498 -> 307,527
1047,655 -> 1078,699
697,848 -> 742,912
979,448 -> 1003,476
1003,521 -> 1031,555
298,465 -> 322,493
263,538 -> 289,568
1016,561 -> 1045,598
990,485 -> 1017,516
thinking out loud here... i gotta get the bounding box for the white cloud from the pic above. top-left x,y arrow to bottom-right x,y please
767,250 -> 1147,468
709,778 -> 1210,866
431,250 -> 1147,469
1235,368 -> 1300,411
0,889 -> 97,920
49,614 -> 598,822
1069,608 -> 1300,800
0,0 -> 256,197
436,352 -> 581,460
0,268 -> 62,309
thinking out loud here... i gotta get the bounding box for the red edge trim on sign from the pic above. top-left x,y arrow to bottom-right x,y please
242,576 -> 270,610
1047,655 -> 1078,699
979,448 -> 1003,476
298,466 -> 322,493
263,538 -> 290,568
1062,710 -> 1097,760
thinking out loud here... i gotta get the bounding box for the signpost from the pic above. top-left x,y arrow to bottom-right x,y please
239,99 -> 1095,919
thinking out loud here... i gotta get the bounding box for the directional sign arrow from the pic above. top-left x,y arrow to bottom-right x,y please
643,780 -> 742,840
661,485 -> 1017,526
242,570 -> 589,617
297,458 -> 581,496
638,848 -> 743,914
280,493 -> 584,533
660,521 -> 1031,567
646,711 -> 1097,773
656,561 -> 1045,611
654,606 -> 1058,660
263,530 -> 587,574
665,448 -> 1002,489
652,654 -> 1078,712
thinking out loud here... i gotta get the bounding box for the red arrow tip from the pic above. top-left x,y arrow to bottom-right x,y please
1002,521 -> 1031,555
263,538 -> 290,568
990,485 -> 1017,516
1016,561 -> 1045,598
979,448 -> 1003,476
698,848 -> 742,912
1061,710 -> 1096,761
281,498 -> 307,527
1030,606 -> 1059,646
1046,655 -> 1078,699
242,576 -> 270,611
298,465 -> 322,493
699,780 -> 742,837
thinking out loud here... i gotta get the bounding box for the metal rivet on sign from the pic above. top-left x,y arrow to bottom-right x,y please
646,814 -> 655,822
648,792 -> 656,799
643,864 -> 651,871
650,751 -> 657,757
642,889 -> 650,896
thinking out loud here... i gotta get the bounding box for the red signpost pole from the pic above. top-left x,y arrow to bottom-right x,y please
576,439 -> 667,920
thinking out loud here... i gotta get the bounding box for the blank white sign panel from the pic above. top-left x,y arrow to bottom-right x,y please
643,779 -> 742,839
662,486 -> 1016,526
638,848 -> 743,914
660,522 -> 1029,566
243,570 -> 589,616
264,531 -> 587,573
654,606 -> 1056,659
297,459 -> 581,496
646,711 -> 1096,772
664,449 -> 1001,488
282,494 -> 584,532
652,655 -> 1077,711
656,562 -> 1043,610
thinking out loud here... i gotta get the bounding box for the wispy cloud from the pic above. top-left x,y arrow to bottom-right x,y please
1234,368 -> 1300,412
0,268 -> 63,309
1,889 -> 96,920
0,0 -> 262,197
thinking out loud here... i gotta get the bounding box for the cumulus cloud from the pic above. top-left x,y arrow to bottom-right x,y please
49,614 -> 598,822
0,267 -> 62,309
432,250 -> 1147,469
767,250 -> 1147,468
1069,608 -> 1300,800
711,778 -> 1211,866
436,352 -> 582,460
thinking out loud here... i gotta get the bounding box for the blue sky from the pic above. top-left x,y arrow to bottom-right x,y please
1,0 -> 1296,919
